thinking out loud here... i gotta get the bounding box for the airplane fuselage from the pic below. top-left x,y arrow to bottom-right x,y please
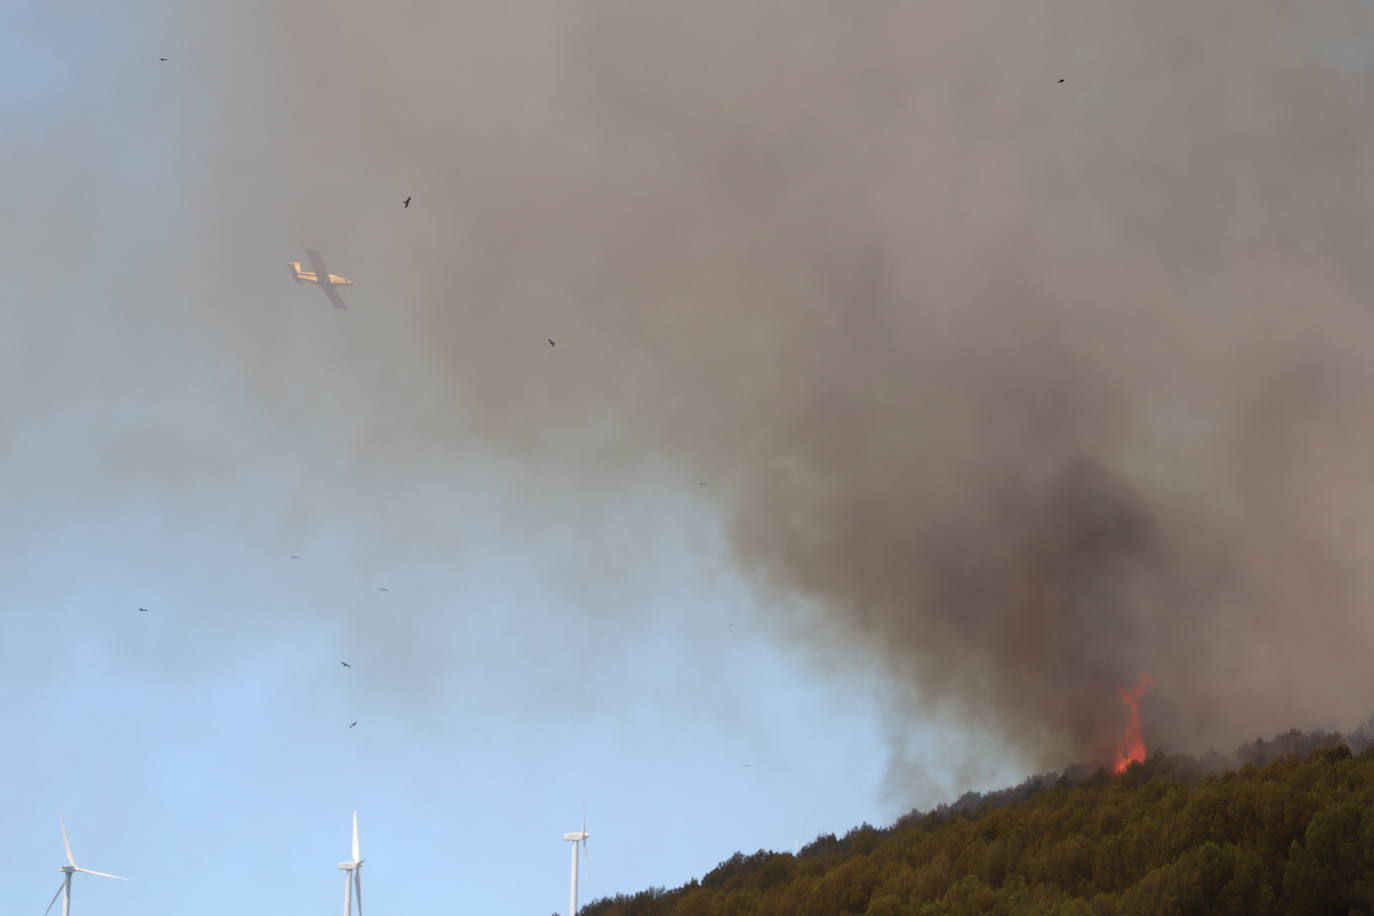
288,262 -> 353,287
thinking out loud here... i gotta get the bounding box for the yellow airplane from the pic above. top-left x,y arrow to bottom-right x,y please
288,248 -> 352,309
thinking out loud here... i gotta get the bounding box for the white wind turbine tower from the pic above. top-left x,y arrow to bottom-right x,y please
337,810 -> 364,916
562,815 -> 590,916
44,815 -> 127,916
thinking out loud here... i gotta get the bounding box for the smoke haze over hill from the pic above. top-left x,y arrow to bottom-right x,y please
10,0 -> 1374,788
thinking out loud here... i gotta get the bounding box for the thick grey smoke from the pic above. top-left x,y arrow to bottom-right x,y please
11,0 -> 1374,774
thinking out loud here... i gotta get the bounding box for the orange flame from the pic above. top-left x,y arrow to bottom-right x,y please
1112,674 -> 1153,774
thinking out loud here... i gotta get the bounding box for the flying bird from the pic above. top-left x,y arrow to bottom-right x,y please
138,608 -> 149,613
378,587 -> 389,592
349,721 -> 357,728
403,196 -> 411,208
548,338 -> 556,347
160,58 -> 167,61
341,661 -> 351,668
1057,78 -> 1065,83
289,555 -> 300,559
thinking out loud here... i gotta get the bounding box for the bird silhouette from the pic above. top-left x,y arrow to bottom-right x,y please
341,661 -> 351,668
160,58 -> 167,61
289,555 -> 299,559
378,587 -> 389,592
349,721 -> 357,728
403,196 -> 411,208
548,338 -> 556,347
1057,78 -> 1065,83
138,608 -> 149,613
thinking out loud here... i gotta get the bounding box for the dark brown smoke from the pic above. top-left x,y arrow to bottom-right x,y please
395,1 -> 1374,770
12,0 -> 1374,777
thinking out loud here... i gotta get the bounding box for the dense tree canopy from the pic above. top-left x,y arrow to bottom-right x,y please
584,728 -> 1374,915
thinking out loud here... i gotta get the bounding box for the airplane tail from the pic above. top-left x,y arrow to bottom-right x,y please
288,262 -> 302,283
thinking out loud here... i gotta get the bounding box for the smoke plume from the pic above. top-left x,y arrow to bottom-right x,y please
11,0 -> 1374,775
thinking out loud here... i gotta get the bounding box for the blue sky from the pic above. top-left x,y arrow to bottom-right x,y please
1,11 -> 1028,913
0,446 -> 1012,915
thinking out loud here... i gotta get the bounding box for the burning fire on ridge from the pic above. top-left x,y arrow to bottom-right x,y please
1112,675 -> 1154,774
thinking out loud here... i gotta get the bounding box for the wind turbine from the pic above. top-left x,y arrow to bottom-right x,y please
44,815 -> 127,916
562,815 -> 590,916
337,810 -> 364,916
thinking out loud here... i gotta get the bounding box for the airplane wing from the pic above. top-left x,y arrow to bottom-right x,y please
306,249 -> 332,282
320,283 -> 349,310
306,249 -> 348,309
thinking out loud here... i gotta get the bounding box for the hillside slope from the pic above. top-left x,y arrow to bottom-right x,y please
585,729 -> 1374,915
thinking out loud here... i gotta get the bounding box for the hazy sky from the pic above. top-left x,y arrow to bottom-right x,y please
7,1 -> 1374,913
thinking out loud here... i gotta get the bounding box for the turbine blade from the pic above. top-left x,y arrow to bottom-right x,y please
73,868 -> 127,881
59,815 -> 74,867
44,881 -> 64,916
352,811 -> 360,863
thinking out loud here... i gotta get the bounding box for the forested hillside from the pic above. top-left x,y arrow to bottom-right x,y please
584,727 -> 1374,915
